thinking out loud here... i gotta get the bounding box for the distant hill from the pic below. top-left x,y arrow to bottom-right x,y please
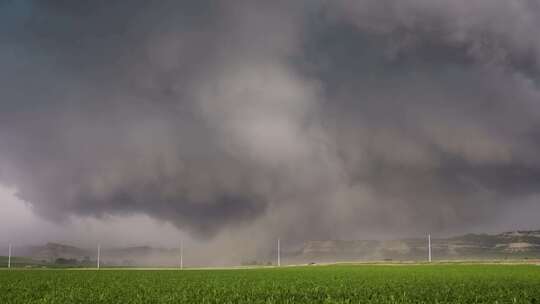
2,230 -> 539,267
295,230 -> 540,263
1,243 -> 181,267
28,243 -> 89,262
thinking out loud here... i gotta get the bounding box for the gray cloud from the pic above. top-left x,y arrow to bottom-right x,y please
0,0 -> 539,245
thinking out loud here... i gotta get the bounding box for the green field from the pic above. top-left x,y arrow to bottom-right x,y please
1,265 -> 539,303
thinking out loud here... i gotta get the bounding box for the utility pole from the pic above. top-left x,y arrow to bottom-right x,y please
277,238 -> 281,267
8,244 -> 12,269
97,244 -> 101,269
180,240 -> 183,270
428,234 -> 432,263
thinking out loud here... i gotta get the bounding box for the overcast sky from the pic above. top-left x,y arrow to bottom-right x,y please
1,0 -> 540,253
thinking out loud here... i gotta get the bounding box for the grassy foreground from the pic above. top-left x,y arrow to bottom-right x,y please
1,265 -> 539,303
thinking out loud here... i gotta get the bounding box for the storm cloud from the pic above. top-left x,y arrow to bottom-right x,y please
0,0 -> 539,242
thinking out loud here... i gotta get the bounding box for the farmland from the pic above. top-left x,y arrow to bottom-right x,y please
1,264 -> 539,303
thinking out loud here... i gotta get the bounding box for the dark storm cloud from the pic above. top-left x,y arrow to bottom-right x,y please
0,0 -> 539,241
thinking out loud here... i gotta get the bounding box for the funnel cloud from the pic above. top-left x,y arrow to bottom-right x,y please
1,0 -> 540,246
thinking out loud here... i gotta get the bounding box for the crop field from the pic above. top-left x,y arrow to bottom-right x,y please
1,264 -> 539,303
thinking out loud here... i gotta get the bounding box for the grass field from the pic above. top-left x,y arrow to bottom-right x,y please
1,265 -> 539,303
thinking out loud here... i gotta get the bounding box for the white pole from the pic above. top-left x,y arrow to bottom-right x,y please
8,244 -> 12,269
428,234 -> 432,263
180,240 -> 183,270
97,244 -> 101,269
277,238 -> 281,267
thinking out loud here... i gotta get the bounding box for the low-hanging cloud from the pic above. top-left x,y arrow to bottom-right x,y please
0,0 -> 539,243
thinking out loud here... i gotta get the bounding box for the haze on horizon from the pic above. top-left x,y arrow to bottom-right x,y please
1,0 -> 540,257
